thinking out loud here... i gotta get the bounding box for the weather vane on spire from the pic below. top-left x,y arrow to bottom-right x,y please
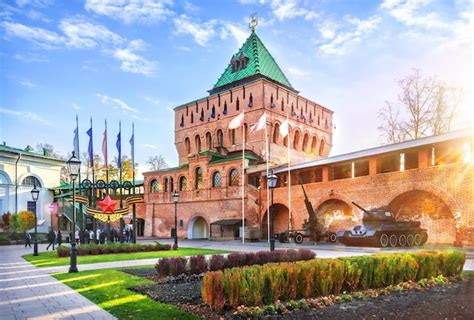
249,13 -> 258,32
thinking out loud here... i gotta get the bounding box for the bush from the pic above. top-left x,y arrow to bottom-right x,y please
56,242 -> 171,257
202,250 -> 466,309
57,247 -> 70,257
190,255 -> 208,274
169,257 -> 187,276
156,258 -> 171,277
210,255 -> 225,271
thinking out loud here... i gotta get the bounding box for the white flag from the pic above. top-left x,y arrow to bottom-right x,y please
250,113 -> 266,134
228,112 -> 244,129
280,119 -> 289,137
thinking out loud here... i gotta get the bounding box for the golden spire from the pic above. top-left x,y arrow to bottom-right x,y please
249,13 -> 258,32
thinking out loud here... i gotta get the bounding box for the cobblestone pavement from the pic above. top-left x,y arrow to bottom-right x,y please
0,245 -> 114,320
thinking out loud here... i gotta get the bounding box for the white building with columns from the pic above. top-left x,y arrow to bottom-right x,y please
0,143 -> 64,233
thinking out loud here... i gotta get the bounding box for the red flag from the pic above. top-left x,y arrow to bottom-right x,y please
102,121 -> 108,168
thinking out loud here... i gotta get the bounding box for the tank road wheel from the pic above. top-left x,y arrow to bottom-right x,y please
399,234 -> 407,247
421,231 -> 428,245
407,234 -> 415,247
294,233 -> 304,244
414,233 -> 422,246
328,232 -> 337,243
389,234 -> 398,247
379,233 -> 389,247
278,232 -> 288,243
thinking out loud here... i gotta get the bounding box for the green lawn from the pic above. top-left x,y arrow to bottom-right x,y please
23,247 -> 230,267
53,268 -> 198,320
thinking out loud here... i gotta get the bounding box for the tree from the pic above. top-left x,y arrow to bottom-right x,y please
17,211 -> 35,232
378,69 -> 461,144
11,213 -> 19,232
1,212 -> 11,231
35,143 -> 64,159
147,155 -> 168,171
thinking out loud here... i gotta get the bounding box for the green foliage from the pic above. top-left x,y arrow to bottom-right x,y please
11,213 -> 20,232
18,211 -> 35,232
201,250 -> 466,309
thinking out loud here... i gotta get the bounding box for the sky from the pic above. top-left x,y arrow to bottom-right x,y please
0,0 -> 473,175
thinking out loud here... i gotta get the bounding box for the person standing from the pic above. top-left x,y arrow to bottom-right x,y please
89,229 -> 95,244
57,230 -> 62,247
24,231 -> 31,248
75,230 -> 80,244
125,228 -> 130,243
46,229 -> 56,250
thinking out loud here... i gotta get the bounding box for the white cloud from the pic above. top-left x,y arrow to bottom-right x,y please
19,79 -> 37,88
59,17 -> 123,48
112,39 -> 157,75
173,15 -> 217,46
72,103 -> 81,110
380,0 -> 447,29
287,66 -> 310,77
319,19 -> 339,40
3,21 -> 64,48
144,97 -> 160,105
142,143 -> 159,149
220,23 -> 248,45
15,0 -> 51,8
84,0 -> 174,24
318,15 -> 381,56
96,93 -> 139,114
257,0 -> 319,21
0,107 -> 51,126
13,53 -> 49,63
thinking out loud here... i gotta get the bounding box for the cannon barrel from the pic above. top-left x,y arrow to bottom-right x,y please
351,201 -> 371,214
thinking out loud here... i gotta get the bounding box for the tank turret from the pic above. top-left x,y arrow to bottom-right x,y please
336,202 -> 428,247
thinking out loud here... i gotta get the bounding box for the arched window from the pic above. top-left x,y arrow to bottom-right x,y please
236,97 -> 240,111
180,115 -> 184,127
150,179 -> 159,193
217,129 -> 224,146
191,112 -> 194,123
281,98 -> 284,111
229,129 -> 236,145
311,136 -> 318,155
200,109 -> 204,121
273,123 -> 280,144
206,132 -> 212,150
164,177 -> 168,192
195,135 -> 201,153
302,133 -> 309,153
212,171 -> 222,188
230,89 -> 233,103
283,136 -> 288,147
229,168 -> 239,186
184,137 -> 191,154
211,106 -> 216,118
170,177 -> 174,192
270,94 -> 275,108
319,139 -> 325,156
179,176 -> 188,191
195,167 -> 203,190
0,171 -> 10,185
223,101 -> 228,115
293,131 -> 300,150
248,93 -> 253,107
22,176 -> 41,187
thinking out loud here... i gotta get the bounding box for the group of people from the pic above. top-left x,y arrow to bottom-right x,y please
24,229 -> 62,250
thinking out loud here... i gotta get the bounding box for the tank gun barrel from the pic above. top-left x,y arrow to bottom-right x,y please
351,201 -> 370,214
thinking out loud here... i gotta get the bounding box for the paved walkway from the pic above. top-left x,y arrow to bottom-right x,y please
0,245 -> 114,320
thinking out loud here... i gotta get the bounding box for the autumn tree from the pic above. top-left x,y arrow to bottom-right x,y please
378,69 -> 461,144
18,211 -> 35,232
147,155 -> 168,171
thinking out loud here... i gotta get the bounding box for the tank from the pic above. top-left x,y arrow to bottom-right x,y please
336,202 -> 428,247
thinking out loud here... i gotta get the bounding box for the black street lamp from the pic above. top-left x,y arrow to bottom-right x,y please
267,170 -> 278,251
172,190 -> 179,248
67,151 -> 81,273
31,183 -> 40,256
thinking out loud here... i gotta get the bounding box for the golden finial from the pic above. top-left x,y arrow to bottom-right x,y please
249,13 -> 258,32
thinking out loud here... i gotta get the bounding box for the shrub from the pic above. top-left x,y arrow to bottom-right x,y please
202,250 -> 465,309
169,257 -> 187,276
156,258 -> 171,277
298,249 -> 316,261
57,247 -> 70,257
210,255 -> 225,271
55,242 -> 171,257
190,255 -> 208,274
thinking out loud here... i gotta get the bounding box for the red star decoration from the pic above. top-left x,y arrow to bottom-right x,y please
98,195 -> 118,213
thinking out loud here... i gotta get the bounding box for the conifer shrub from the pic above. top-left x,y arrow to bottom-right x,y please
55,242 -> 170,257
209,254 -> 225,271
201,250 -> 465,309
168,257 -> 187,276
190,255 -> 208,274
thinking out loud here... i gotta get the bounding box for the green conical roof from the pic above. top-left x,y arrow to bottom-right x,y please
212,32 -> 294,91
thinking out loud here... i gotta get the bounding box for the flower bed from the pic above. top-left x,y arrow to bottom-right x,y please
57,242 -> 171,257
201,250 -> 466,310
155,249 -> 315,277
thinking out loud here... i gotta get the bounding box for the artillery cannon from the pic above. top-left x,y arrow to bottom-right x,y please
276,183 -> 337,244
336,202 -> 428,247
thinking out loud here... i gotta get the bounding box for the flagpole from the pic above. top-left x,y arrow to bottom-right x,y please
131,122 -> 137,244
241,120 -> 245,244
76,115 -> 82,235
90,117 -> 95,236
119,121 -> 124,243
265,119 -> 270,243
287,114 -> 292,231
105,119 -> 109,196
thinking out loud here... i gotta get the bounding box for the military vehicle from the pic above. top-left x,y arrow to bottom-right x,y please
336,202 -> 428,247
276,183 -> 337,244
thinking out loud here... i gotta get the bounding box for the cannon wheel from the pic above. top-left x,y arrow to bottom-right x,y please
328,232 -> 337,243
379,233 -> 389,247
294,233 -> 304,244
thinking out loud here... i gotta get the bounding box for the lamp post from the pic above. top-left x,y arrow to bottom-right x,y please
31,183 -> 40,256
67,151 -> 81,273
267,170 -> 278,251
172,190 -> 179,248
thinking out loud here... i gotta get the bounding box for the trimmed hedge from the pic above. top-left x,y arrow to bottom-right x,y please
155,249 -> 316,278
57,242 -> 171,257
201,250 -> 465,310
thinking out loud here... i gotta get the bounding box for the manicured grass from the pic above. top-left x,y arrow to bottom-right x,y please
23,247 -> 230,267
53,268 -> 198,320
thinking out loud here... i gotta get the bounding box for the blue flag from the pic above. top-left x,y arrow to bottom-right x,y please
73,116 -> 80,158
87,126 -> 93,167
116,127 -> 121,169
